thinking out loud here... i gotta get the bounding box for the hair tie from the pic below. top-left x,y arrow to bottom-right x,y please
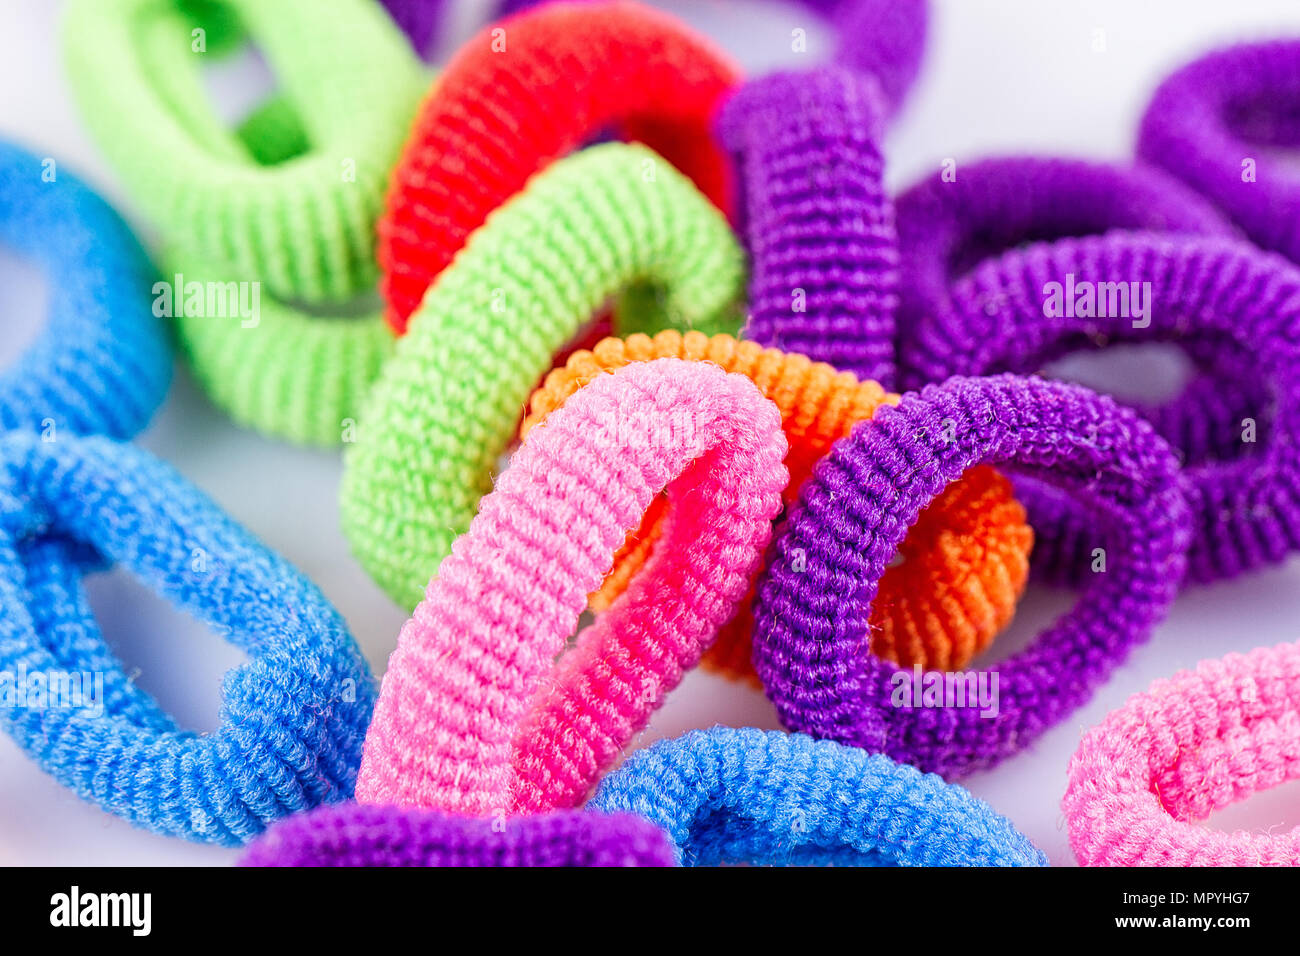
343,142 -> 745,609
588,727 -> 1046,866
0,141 -> 170,439
1065,640 -> 1300,866
718,67 -> 900,386
379,0 -> 450,57
522,330 -> 1031,682
377,0 -> 740,332
241,804 -> 674,866
0,432 -> 377,844
752,373 -> 1191,778
356,359 -> 788,814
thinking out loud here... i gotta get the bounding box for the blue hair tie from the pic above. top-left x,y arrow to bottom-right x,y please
588,727 -> 1047,866
0,140 -> 171,438
0,431 -> 377,845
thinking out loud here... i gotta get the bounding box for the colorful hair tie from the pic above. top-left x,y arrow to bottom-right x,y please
0,432 -> 377,844
588,727 -> 1046,866
355,359 -> 788,814
718,67 -> 900,386
913,233 -> 1300,585
342,142 -> 746,609
380,0 -> 450,57
1064,641 -> 1300,866
241,804 -> 674,866
377,0 -> 740,332
1139,39 -> 1300,265
752,373 -> 1191,778
522,331 -> 1032,682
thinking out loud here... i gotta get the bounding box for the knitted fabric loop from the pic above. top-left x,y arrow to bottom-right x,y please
377,0 -> 741,332
0,141 -> 170,438
912,233 -> 1300,585
588,727 -> 1046,866
62,0 -> 426,304
1064,641 -> 1300,866
1139,39 -> 1300,265
342,142 -> 747,609
241,804 -> 675,866
0,432 -> 377,845
521,330 -> 1032,682
718,67 -> 900,386
355,359 -> 789,815
752,373 -> 1191,778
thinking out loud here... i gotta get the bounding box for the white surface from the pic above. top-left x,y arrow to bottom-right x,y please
3,0 -> 1300,866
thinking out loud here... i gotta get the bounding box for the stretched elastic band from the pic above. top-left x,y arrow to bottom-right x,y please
241,803 -> 674,866
342,143 -> 746,609
589,727 -> 1046,866
752,373 -> 1191,778
522,331 -> 1031,681
378,0 -> 740,332
355,359 -> 788,814
1065,641 -> 1300,866
0,432 -> 376,844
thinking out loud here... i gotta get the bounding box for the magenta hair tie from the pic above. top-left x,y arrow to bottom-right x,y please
1139,38 -> 1300,265
719,66 -> 899,387
751,373 -> 1191,778
240,804 -> 675,867
1064,640 -> 1300,866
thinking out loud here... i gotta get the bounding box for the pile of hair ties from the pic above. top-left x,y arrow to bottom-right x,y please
2,0 -> 1297,867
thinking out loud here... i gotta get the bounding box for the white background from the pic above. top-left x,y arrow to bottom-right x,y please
3,0 -> 1300,866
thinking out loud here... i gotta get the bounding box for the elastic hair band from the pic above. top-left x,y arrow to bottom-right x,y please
1064,640 -> 1300,866
241,804 -> 674,866
342,142 -> 746,610
0,432 -> 377,844
752,373 -> 1191,778
377,0 -> 740,332
588,726 -> 1046,866
355,359 -> 789,814
379,0 -> 450,58
0,141 -> 170,439
522,330 -> 1031,682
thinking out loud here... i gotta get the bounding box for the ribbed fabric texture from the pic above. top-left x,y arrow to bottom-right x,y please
1065,641 -> 1300,866
0,432 -> 377,845
342,143 -> 746,610
522,330 -> 1032,681
752,374 -> 1191,777
378,0 -> 740,331
356,360 -> 789,815
0,141 -> 170,438
589,727 -> 1046,866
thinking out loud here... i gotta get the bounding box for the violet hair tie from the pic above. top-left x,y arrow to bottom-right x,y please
911,233 -> 1300,585
1139,39 -> 1300,265
379,0 -> 449,57
752,373 -> 1191,778
240,804 -> 674,867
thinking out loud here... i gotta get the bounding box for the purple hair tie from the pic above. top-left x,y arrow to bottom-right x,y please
752,373 -> 1191,778
1139,39 -> 1300,264
719,66 -> 898,386
240,804 -> 675,867
380,0 -> 449,56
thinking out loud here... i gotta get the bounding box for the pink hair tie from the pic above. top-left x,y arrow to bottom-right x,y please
1064,641 -> 1300,866
355,358 -> 788,814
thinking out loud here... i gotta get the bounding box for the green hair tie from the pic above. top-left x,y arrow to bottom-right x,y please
341,142 -> 746,609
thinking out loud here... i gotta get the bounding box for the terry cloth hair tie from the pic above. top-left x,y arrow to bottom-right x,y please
1064,641 -> 1300,866
355,359 -> 789,814
521,330 -> 1032,682
0,141 -> 170,438
1139,39 -> 1300,265
379,0 -> 450,58
240,804 -> 675,866
377,0 -> 740,332
0,431 -> 377,845
751,373 -> 1191,778
588,726 -> 1046,866
342,142 -> 746,610
718,67 -> 900,387
910,233 -> 1300,585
